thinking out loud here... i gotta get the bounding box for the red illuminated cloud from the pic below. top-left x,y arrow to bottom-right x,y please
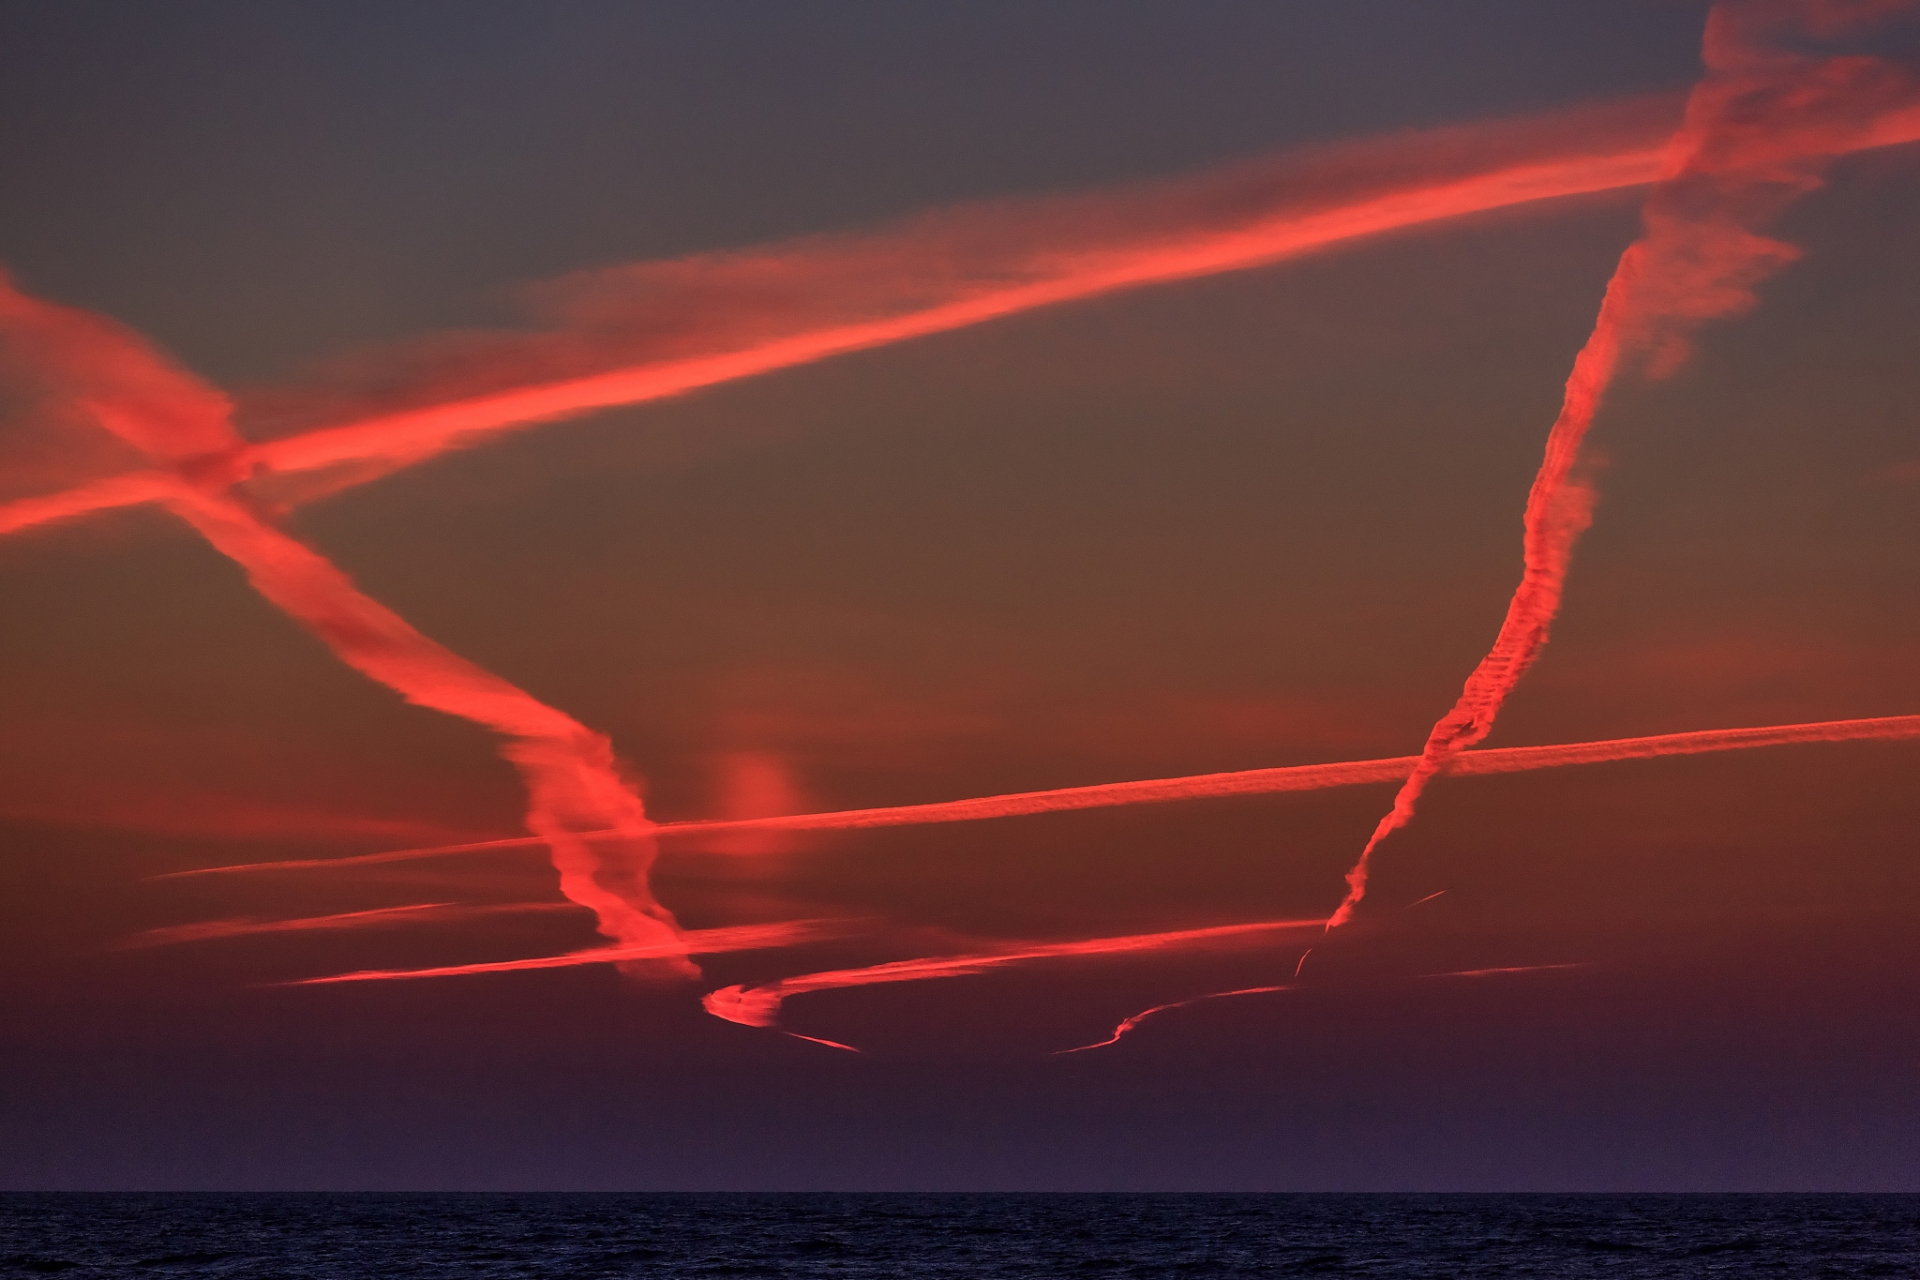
0,279 -> 693,978
1,0 -> 1916,1058
286,919 -> 852,985
118,901 -> 580,950
0,785 -> 477,847
1420,963 -> 1590,979
702,918 -> 1327,1036
0,96 -> 1692,538
153,713 -> 1920,881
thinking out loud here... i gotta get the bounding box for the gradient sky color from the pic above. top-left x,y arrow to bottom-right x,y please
2,1 -> 1918,1191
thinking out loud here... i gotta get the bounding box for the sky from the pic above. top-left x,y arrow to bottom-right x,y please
1,0 -> 1918,1191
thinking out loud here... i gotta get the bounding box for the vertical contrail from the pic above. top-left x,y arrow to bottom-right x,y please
0,277 -> 694,976
1327,0 -> 1920,928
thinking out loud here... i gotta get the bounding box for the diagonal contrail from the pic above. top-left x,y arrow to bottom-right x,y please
0,279 -> 696,976
0,96 -> 1698,539
117,901 -> 579,950
6,94 -> 1911,542
5,0 -> 1917,1050
282,919 -> 849,985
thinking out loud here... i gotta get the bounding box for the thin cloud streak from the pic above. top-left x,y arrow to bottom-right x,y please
1055,984 -> 1295,1055
701,919 -> 1324,1032
1420,963 -> 1590,978
0,787 -> 481,846
1058,959 -> 1589,1054
117,901 -> 579,950
284,919 -> 850,985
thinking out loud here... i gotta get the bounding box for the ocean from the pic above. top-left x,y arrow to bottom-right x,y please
2,1193 -> 1915,1277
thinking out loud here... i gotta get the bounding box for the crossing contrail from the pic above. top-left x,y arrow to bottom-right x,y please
1327,0 -> 1920,928
0,95 -> 1699,539
282,919 -> 849,985
4,0 -> 1916,1054
0,278 -> 696,977
6,93 -> 1913,542
152,713 -> 1920,880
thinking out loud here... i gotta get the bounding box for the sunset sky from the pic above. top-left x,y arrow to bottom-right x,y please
2,1 -> 1917,1190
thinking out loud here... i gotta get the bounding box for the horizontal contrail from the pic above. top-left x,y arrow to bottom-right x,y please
1054,952 -> 1585,1053
701,918 -> 1325,1031
281,918 -> 849,985
1418,962 -> 1588,979
153,712 -> 1920,880
116,900 -> 579,950
0,785 -> 483,847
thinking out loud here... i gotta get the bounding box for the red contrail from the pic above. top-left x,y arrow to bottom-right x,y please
0,97 -> 1698,539
0,784 -> 481,847
700,918 -> 1323,1033
7,12 -> 1917,1047
1056,955 -> 1587,1052
0,279 -> 696,977
117,901 -> 578,950
1327,0 -> 1920,928
784,1033 -> 863,1054
5,95 -> 1914,542
283,919 -> 848,985
1419,963 -> 1589,979
1055,984 -> 1295,1055
153,712 -> 1920,879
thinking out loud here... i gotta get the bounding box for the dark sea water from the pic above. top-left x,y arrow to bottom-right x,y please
1,1193 -> 1916,1278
